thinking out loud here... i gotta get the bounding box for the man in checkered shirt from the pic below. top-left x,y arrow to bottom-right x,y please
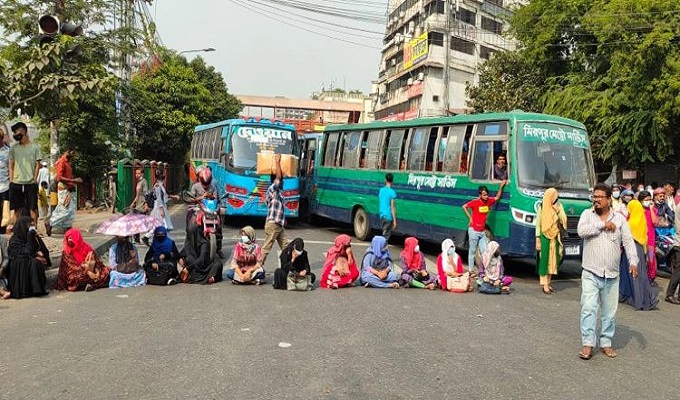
261,154 -> 289,266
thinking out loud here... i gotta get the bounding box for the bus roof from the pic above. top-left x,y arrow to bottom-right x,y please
323,111 -> 586,132
194,118 -> 296,132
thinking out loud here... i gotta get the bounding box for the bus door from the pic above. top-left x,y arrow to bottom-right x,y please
468,121 -> 509,234
299,134 -> 319,218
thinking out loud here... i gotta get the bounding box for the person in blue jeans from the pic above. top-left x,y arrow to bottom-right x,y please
378,173 -> 397,241
462,182 -> 506,273
577,183 -> 639,360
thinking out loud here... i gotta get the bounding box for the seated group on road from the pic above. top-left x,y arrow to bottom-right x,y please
2,219 -> 516,297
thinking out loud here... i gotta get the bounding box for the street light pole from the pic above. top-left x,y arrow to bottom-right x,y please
178,47 -> 216,56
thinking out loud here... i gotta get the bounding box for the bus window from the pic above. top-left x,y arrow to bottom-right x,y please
212,128 -> 221,158
364,130 -> 383,169
460,125 -> 474,173
386,129 -> 405,170
336,132 -> 347,167
425,126 -> 439,171
342,131 -> 362,168
323,133 -> 339,167
197,131 -> 206,159
305,139 -> 317,175
408,127 -> 438,171
359,131 -> 369,168
478,121 -> 508,136
441,125 -> 466,173
470,139 -> 505,181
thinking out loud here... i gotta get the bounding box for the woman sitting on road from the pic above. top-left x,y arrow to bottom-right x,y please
55,228 -> 110,292
320,234 -> 359,289
477,241 -> 512,294
360,236 -> 399,288
226,226 -> 265,285
143,226 -> 181,286
274,238 -> 315,290
181,223 -> 223,285
399,236 -> 436,289
0,236 -> 11,299
437,239 -> 471,292
6,216 -> 48,298
108,236 -> 145,288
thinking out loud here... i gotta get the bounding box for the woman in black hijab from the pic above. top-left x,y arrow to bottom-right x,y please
273,238 -> 314,290
180,225 -> 223,284
7,216 -> 48,298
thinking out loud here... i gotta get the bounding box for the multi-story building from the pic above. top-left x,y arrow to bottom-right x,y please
373,0 -> 523,120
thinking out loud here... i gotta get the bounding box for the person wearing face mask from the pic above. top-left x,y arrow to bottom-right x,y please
611,185 -> 622,209
274,238 -> 314,290
477,241 -> 512,294
361,236 -> 399,288
399,237 -> 437,289
108,236 -> 145,288
143,226 -> 181,286
320,234 -> 359,289
535,188 -> 567,295
437,239 -> 471,292
226,226 -> 264,285
0,128 -> 11,235
615,189 -> 633,218
55,228 -> 110,291
8,122 -> 42,228
639,191 -> 658,282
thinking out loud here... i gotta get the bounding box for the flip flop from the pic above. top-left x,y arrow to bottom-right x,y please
601,347 -> 618,358
579,346 -> 593,360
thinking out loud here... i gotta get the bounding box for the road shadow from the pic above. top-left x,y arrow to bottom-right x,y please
613,324 -> 648,351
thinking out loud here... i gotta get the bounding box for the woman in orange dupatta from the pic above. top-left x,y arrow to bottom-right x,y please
55,228 -> 110,291
320,234 -> 359,289
535,188 -> 567,294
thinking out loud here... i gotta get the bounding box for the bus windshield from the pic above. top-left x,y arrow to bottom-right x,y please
229,125 -> 296,172
516,122 -> 594,191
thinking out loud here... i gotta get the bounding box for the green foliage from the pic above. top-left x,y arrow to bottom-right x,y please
465,50 -> 544,113
468,0 -> 680,165
129,52 -> 241,162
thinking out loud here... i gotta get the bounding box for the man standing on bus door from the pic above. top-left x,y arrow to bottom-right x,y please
379,173 -> 397,241
261,154 -> 289,267
462,181 -> 506,273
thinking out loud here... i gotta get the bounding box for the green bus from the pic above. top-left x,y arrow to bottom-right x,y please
305,111 -> 596,258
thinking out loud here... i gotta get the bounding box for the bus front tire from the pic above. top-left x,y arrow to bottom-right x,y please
353,207 -> 370,241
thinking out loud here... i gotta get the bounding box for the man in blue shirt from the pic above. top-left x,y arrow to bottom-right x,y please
379,173 -> 397,241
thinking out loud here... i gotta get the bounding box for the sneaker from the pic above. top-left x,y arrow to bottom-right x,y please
167,278 -> 177,286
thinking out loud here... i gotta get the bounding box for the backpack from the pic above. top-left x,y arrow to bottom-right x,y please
144,190 -> 156,209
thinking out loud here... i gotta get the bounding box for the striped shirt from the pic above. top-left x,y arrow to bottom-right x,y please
266,182 -> 285,226
577,208 -> 639,279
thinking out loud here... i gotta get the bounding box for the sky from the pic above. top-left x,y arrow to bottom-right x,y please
151,0 -> 387,99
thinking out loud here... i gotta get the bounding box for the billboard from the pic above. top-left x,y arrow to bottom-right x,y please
403,31 -> 428,69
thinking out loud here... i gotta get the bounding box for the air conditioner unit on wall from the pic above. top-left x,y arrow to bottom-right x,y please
399,11 -> 405,19
408,21 -> 415,33
407,78 -> 414,86
417,72 -> 425,81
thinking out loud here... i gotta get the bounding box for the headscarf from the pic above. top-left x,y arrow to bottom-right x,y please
114,236 -> 134,264
627,200 -> 647,247
368,236 -> 390,259
482,241 -> 502,281
540,188 -> 566,274
10,216 -> 31,244
400,237 -> 422,270
281,238 -> 305,267
238,226 -> 257,253
323,234 -> 351,269
63,228 -> 93,264
440,238 -> 459,273
151,226 -> 174,260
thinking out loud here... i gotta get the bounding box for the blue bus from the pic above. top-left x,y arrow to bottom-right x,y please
190,118 -> 301,218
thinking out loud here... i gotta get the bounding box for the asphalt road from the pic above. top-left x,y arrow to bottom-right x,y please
2,208 -> 679,400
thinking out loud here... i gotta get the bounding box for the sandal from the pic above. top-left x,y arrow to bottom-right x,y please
579,346 -> 593,360
601,347 -> 618,358
542,287 -> 552,295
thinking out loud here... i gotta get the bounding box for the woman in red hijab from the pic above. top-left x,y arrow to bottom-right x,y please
320,234 -> 359,289
55,228 -> 110,291
399,237 -> 437,289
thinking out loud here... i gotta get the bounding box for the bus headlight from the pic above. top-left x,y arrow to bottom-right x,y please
511,207 -> 536,226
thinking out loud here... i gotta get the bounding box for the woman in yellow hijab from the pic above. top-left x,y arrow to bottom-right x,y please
535,188 -> 567,294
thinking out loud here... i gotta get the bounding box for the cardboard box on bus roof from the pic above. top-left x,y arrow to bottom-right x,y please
256,151 -> 298,177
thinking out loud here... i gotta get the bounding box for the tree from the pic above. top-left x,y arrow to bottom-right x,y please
508,0 -> 680,165
466,50 -> 544,113
129,52 -> 241,162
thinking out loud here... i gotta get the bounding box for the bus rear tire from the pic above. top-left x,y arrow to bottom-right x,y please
353,207 -> 370,241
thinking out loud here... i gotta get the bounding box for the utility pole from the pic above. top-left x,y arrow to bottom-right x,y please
50,0 -> 66,180
442,0 -> 451,116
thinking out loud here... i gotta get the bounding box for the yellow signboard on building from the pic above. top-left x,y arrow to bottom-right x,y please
403,31 -> 428,69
